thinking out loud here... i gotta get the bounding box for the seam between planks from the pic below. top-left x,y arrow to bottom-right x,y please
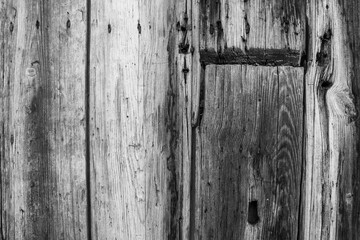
85,0 -> 92,239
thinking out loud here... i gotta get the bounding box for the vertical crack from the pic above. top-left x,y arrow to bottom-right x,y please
297,65 -> 307,240
190,63 -> 206,240
85,0 -> 92,239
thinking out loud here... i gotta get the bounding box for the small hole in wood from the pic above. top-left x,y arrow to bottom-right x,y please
108,24 -> 112,33
66,19 -> 71,29
9,22 -> 14,33
321,80 -> 333,89
248,200 -> 260,225
36,20 -> 40,29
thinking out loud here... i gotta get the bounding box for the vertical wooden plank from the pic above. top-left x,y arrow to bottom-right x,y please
1,0 -> 88,239
1,2 -> 16,238
304,1 -> 360,239
90,0 -> 190,239
194,65 -> 303,239
89,1 -> 145,238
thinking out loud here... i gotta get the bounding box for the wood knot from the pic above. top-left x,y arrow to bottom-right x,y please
26,68 -> 37,77
316,29 -> 332,66
178,42 -> 190,53
320,79 -> 333,89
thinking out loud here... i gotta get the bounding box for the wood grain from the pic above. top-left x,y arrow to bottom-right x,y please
198,0 -> 305,55
192,0 -> 306,134
303,1 -> 360,239
0,0 -> 88,239
89,0 -> 190,239
194,65 -> 304,240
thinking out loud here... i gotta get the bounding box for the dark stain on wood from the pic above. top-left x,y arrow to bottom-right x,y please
244,15 -> 250,35
137,21 -> 141,34
66,19 -> 71,29
179,43 -> 190,54
200,0 -> 221,49
316,29 -> 332,66
166,22 -> 179,240
9,22 -> 14,33
178,15 -> 190,54
200,48 -> 302,66
25,87 -> 52,239
107,24 -> 111,33
248,201 -> 260,224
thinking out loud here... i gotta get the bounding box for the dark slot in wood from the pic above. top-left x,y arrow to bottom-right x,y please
200,49 -> 303,67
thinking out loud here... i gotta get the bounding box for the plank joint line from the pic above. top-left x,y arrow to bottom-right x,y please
85,0 -> 92,239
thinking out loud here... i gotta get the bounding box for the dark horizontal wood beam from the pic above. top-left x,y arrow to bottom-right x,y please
200,48 -> 304,67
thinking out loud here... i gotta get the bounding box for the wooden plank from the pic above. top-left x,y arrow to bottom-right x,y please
89,1 -> 190,239
0,0 -> 88,239
194,65 -> 304,239
303,1 -> 360,239
192,0 -> 306,135
198,0 -> 306,61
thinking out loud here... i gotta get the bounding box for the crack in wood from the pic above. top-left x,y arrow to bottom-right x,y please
85,0 -> 92,239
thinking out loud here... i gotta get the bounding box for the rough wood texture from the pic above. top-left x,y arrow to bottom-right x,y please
303,1 -> 360,239
198,0 -> 305,58
192,0 -> 306,132
194,65 -> 304,240
89,1 -> 190,239
0,0 -> 88,239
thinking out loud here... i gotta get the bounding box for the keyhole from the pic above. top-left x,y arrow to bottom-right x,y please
248,200 -> 260,225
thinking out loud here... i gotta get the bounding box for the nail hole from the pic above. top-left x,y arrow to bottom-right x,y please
66,19 -> 71,29
108,24 -> 112,33
36,20 -> 40,29
137,21 -> 141,34
9,22 -> 14,33
248,200 -> 260,225
321,80 -> 333,89
209,24 -> 215,35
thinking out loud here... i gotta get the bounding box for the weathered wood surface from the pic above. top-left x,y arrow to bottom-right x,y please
193,65 -> 304,239
1,0 -> 360,239
89,1 -> 190,239
0,0 -> 88,239
192,0 -> 306,134
198,0 -> 305,63
303,1 -> 360,239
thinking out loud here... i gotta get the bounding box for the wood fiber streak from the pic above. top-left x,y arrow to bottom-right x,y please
0,0 -> 88,239
194,65 -> 303,240
198,0 -> 305,54
89,1 -> 189,239
303,1 -> 360,240
192,0 -> 306,132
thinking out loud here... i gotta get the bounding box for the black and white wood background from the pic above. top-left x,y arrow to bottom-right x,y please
1,0 -> 360,239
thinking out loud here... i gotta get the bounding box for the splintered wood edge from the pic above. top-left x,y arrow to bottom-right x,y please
200,48 -> 304,67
